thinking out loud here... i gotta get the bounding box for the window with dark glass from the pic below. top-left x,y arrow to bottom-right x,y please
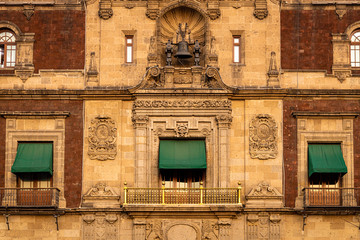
0,31 -> 16,68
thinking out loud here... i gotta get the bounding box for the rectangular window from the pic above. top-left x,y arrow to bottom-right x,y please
125,35 -> 133,63
351,45 -> 360,67
233,36 -> 241,63
6,45 -> 16,67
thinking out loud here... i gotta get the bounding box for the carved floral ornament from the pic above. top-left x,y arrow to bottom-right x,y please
249,114 -> 277,160
88,115 -> 117,161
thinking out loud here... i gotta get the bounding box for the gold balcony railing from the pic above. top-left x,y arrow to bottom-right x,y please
124,182 -> 242,205
0,188 -> 60,208
303,187 -> 360,207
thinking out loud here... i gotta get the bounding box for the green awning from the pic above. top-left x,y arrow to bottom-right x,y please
11,143 -> 53,175
308,144 -> 347,179
159,140 -> 206,169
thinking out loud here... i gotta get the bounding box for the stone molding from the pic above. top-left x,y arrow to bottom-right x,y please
88,115 -> 117,161
249,114 -> 278,160
133,100 -> 232,109
82,182 -> 120,208
247,212 -> 281,240
0,111 -> 70,119
83,213 -> 119,240
246,181 -> 283,208
146,0 -> 160,20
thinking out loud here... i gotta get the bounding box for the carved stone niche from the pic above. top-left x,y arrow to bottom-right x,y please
83,213 -> 119,240
88,115 -> 117,161
246,181 -> 283,208
249,114 -> 278,160
82,182 -> 120,208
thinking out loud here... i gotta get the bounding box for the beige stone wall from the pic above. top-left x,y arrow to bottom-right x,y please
230,100 -> 283,197
83,100 -> 134,198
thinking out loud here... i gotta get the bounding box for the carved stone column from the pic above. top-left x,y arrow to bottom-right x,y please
218,219 -> 231,239
332,33 -> 352,82
216,114 -> 232,188
133,219 -> 146,240
164,66 -> 175,88
132,115 -> 149,187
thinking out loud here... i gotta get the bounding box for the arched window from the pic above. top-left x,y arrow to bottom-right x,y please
0,30 -> 16,68
350,30 -> 360,68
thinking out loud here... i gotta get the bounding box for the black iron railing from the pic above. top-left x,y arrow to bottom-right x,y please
0,188 -> 60,208
303,187 -> 360,207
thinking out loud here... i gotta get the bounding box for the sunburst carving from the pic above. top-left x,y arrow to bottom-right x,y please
160,7 -> 206,45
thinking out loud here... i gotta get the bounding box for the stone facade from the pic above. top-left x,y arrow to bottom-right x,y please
0,0 -> 360,239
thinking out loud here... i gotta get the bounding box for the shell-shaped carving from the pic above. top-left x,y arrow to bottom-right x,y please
160,7 -> 206,45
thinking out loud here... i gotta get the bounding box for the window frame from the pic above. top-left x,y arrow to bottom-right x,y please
233,35 -> 241,63
125,35 -> 134,63
350,29 -> 360,68
0,30 -> 16,69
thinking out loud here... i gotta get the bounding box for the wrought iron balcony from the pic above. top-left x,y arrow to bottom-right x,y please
303,187 -> 360,208
0,188 -> 60,208
124,182 -> 242,205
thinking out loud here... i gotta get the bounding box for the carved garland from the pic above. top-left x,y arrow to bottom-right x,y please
88,115 -> 117,161
249,114 -> 277,160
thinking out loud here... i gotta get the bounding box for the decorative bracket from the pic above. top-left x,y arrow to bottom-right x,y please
254,0 -> 268,20
98,0 -> 113,20
207,0 -> 221,20
23,4 -> 34,21
146,0 -> 160,20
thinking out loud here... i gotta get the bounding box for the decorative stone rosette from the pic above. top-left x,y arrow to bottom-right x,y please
88,115 -> 117,161
249,114 -> 277,160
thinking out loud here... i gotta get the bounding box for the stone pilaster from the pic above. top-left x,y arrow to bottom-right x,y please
133,219 -> 146,240
216,114 -> 232,188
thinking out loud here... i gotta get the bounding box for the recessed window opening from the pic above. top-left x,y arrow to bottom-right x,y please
233,36 -> 241,63
125,35 -> 133,63
351,30 -> 360,67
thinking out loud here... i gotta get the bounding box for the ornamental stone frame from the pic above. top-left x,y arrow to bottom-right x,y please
3,112 -> 68,208
132,99 -> 232,188
293,113 -> 356,208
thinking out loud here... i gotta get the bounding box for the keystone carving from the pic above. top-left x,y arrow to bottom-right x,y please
334,70 -> 351,83
254,0 -> 268,20
249,114 -> 277,160
83,213 -> 119,240
23,5 -> 34,21
98,0 -> 113,20
176,122 -> 189,137
88,115 -> 117,161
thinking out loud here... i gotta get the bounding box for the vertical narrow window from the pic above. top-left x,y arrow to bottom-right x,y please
125,35 -> 133,63
233,36 -> 241,63
351,30 -> 360,68
0,31 -> 16,68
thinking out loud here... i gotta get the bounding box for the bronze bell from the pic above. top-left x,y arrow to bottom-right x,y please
174,40 -> 193,58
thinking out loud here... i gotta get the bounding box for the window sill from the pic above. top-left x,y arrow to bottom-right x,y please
229,63 -> 245,67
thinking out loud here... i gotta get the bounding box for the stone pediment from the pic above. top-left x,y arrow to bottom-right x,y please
82,183 -> 120,208
130,65 -> 234,93
246,181 -> 283,208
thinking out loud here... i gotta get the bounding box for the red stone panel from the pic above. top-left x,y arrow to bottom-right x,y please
0,100 -> 83,208
0,10 -> 85,73
281,10 -> 360,73
283,99 -> 360,207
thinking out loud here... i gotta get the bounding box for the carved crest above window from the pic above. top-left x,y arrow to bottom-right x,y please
88,115 -> 117,161
249,114 -> 277,160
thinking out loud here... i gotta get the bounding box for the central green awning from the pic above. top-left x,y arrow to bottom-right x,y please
11,143 -> 53,175
159,140 -> 206,169
308,144 -> 347,178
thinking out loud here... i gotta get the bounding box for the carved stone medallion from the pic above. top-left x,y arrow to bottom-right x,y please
88,115 -> 117,161
83,213 -> 118,240
249,114 -> 277,160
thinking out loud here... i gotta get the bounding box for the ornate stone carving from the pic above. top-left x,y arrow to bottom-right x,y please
87,52 -> 99,84
204,66 -> 222,88
88,115 -> 117,161
146,0 -> 160,20
15,33 -> 35,82
336,4 -> 347,20
132,115 -> 149,128
148,36 -> 158,66
216,114 -> 233,128
267,51 -> 280,87
83,213 -> 118,240
134,219 -> 147,240
82,183 -> 120,208
218,219 -> 231,238
249,114 -> 277,160
334,70 -> 351,83
254,0 -> 268,20
247,213 -> 281,240
98,0 -> 113,20
207,0 -> 221,20
246,181 -> 283,208
133,100 -> 232,109
146,220 -> 163,240
143,66 -> 164,88
23,5 -> 34,21
202,220 -> 219,240
176,122 -> 189,137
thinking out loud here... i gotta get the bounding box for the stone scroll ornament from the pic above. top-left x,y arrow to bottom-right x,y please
249,114 -> 277,160
88,115 -> 117,160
